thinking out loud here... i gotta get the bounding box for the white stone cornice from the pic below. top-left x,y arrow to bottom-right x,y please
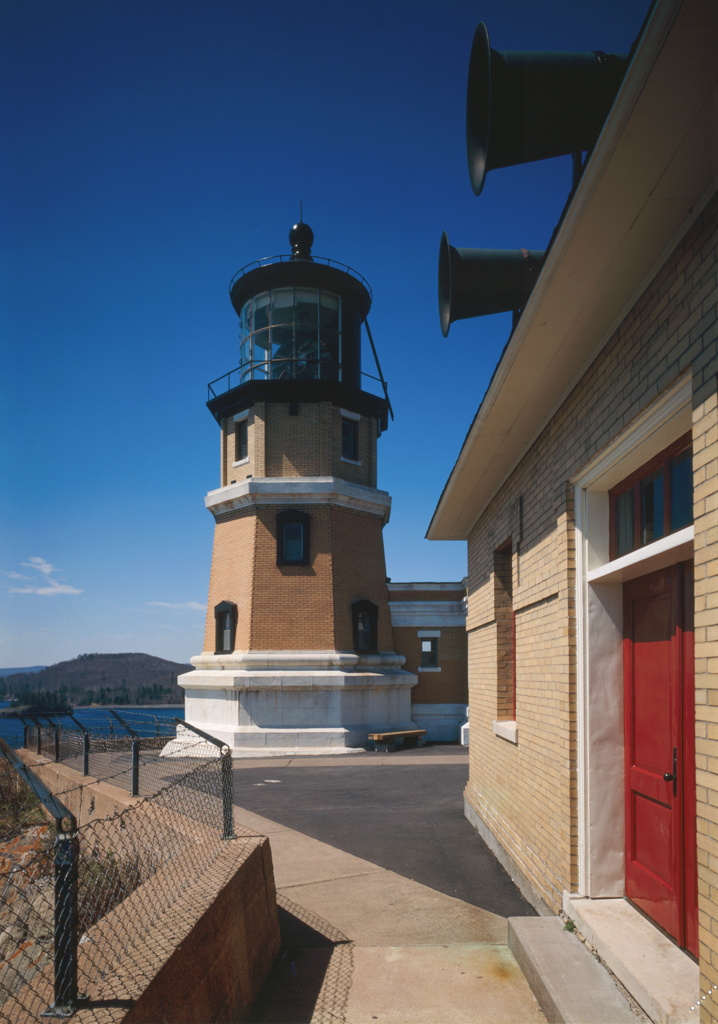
389,600 -> 467,628
205,476 -> 392,523
387,582 -> 466,593
188,649 -> 406,671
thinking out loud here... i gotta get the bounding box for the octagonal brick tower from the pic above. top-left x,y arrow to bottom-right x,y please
178,222 -> 417,754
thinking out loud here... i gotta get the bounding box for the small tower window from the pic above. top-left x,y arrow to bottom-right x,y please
357,613 -> 371,650
284,522 -> 304,561
235,419 -> 248,461
342,418 -> 358,461
214,601 -> 237,654
277,509 -> 310,565
352,600 -> 378,654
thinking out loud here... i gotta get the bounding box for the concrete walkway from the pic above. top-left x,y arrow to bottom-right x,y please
234,747 -> 546,1024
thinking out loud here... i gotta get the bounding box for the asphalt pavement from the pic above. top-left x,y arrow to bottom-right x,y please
232,747 -> 535,921
232,746 -> 546,1023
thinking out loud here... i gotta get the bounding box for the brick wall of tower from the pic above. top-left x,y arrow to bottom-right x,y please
220,401 -> 377,486
329,506 -> 393,650
221,405 -> 266,486
212,502 -> 392,651
264,402 -> 324,477
203,509 -> 256,653
328,406 -> 378,488
250,504 -> 336,649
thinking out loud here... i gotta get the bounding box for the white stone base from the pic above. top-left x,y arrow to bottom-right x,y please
410,703 -> 469,742
176,650 -> 418,757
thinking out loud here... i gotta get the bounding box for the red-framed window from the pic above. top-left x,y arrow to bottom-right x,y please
609,432 -> 693,561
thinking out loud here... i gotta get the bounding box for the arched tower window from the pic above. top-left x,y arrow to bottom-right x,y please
276,509 -> 311,566
214,601 -> 237,654
352,600 -> 378,654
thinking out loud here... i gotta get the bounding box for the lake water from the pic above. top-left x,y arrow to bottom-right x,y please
0,702 -> 185,749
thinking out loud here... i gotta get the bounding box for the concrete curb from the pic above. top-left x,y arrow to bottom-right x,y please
508,916 -> 637,1023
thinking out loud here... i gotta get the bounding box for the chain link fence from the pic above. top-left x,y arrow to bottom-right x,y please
0,713 -> 245,1020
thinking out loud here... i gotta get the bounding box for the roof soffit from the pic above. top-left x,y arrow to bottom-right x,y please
428,0 -> 718,540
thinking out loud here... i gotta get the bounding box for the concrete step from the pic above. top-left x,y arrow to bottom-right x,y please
509,916 -> 638,1023
564,894 -> 699,1024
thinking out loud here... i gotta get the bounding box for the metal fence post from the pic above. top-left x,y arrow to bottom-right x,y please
23,722 -> 29,749
68,716 -> 90,778
131,739 -> 140,797
172,718 -> 236,840
34,720 -> 42,756
53,826 -> 79,1012
0,740 -> 80,1017
54,724 -> 60,763
221,751 -> 236,840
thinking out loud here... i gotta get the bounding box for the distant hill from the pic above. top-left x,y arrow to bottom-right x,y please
0,666 -> 47,678
1,653 -> 191,707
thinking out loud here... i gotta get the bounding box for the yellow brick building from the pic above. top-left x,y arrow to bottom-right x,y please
428,0 -> 718,1015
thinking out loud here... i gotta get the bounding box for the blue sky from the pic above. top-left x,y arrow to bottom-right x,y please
1,0 -> 649,667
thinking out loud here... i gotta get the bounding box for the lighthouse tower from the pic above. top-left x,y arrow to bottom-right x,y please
179,222 -> 418,754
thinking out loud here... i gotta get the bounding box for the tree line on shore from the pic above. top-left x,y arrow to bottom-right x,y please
2,652 -> 191,708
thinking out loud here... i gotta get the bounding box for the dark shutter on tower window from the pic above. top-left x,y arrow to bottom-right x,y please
351,600 -> 378,654
235,419 -> 248,461
276,509 -> 311,565
214,601 -> 238,654
342,418 -> 358,460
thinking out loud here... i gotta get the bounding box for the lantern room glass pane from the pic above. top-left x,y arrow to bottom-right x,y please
238,287 -> 340,382
271,325 -> 293,379
670,448 -> 693,532
241,301 -> 252,338
252,329 -> 270,378
616,488 -> 635,557
296,289 -> 318,328
320,293 -> 339,330
271,325 -> 293,357
272,289 -> 294,325
253,328 -> 270,357
641,470 -> 664,546
319,329 -> 339,379
254,293 -> 270,331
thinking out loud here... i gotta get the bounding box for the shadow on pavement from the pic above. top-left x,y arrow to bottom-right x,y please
233,756 -> 535,920
242,895 -> 354,1024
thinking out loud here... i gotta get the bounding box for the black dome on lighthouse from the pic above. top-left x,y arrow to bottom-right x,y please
288,221 -> 314,260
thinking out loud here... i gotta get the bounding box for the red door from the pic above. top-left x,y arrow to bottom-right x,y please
623,562 -> 696,955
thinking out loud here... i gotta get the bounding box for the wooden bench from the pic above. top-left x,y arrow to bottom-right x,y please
366,729 -> 427,753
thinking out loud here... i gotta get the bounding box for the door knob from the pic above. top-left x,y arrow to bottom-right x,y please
664,748 -> 678,796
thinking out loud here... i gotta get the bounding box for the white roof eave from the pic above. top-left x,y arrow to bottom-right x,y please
428,0 -> 718,541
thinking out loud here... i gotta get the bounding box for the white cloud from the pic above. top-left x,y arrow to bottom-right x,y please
146,601 -> 205,611
22,556 -> 56,576
6,557 -> 82,597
